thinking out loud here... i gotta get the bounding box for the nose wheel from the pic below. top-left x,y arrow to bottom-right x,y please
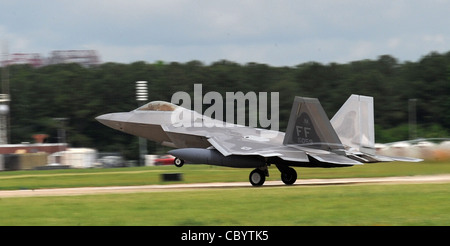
174,158 -> 184,167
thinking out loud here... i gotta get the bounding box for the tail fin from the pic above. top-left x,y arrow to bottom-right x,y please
330,95 -> 375,154
283,96 -> 342,151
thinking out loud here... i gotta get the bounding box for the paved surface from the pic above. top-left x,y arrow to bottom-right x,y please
1,174 -> 450,198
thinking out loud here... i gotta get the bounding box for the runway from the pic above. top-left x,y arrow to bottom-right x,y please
1,174 -> 450,198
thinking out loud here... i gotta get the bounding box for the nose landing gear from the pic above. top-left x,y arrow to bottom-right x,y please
174,158 -> 184,167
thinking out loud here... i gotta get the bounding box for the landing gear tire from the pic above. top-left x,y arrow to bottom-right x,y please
174,158 -> 184,168
249,169 -> 266,186
281,167 -> 297,185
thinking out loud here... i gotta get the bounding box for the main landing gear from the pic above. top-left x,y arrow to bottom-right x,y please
280,167 -> 297,185
249,168 -> 266,186
173,157 -> 297,187
249,166 -> 298,186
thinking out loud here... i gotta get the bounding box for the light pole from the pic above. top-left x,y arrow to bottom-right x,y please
136,81 -> 148,166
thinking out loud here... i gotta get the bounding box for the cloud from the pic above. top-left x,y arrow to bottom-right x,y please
1,0 -> 450,65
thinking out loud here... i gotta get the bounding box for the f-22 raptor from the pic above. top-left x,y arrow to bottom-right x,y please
96,94 -> 421,186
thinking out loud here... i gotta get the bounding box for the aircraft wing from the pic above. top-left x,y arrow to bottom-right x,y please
162,124 -> 311,163
207,134 -> 363,165
207,135 -> 310,162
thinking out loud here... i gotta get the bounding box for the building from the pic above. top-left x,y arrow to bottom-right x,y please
3,53 -> 44,67
47,50 -> 100,67
1,50 -> 101,68
0,143 -> 67,171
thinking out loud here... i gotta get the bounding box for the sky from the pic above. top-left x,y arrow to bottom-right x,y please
1,0 -> 450,66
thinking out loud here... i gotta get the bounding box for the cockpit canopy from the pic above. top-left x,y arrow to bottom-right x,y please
135,101 -> 179,112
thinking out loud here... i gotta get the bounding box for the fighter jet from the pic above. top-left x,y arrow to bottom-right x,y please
96,94 -> 421,186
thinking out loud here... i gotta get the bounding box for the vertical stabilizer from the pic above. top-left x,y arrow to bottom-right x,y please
283,97 -> 342,151
330,95 -> 375,154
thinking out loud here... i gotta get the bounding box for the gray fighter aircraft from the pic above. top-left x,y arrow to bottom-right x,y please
96,94 -> 421,186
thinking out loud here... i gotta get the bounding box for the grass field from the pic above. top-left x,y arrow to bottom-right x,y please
1,161 -> 450,226
0,183 -> 449,226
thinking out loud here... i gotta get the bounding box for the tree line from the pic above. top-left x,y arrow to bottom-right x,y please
3,51 -> 450,159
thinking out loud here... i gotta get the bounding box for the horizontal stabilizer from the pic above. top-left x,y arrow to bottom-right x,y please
375,154 -> 423,162
308,153 -> 363,165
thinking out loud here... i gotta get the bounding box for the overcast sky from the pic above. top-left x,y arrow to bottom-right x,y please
1,0 -> 450,66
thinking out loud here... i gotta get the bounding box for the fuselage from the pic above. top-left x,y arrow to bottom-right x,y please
96,101 -> 285,150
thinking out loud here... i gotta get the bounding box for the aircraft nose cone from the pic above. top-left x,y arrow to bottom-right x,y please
95,113 -> 113,125
95,112 -> 131,131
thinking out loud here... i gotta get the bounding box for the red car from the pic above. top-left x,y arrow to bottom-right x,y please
154,155 -> 175,165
